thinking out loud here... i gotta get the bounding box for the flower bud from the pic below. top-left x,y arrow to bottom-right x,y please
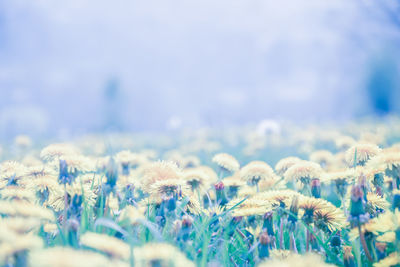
311,178 -> 321,198
215,182 -> 228,206
262,212 -> 274,236
343,246 -> 356,267
258,232 -> 270,259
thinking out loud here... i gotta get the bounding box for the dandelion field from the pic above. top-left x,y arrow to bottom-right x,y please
1,118 -> 400,267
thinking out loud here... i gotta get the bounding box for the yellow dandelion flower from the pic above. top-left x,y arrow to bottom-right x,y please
258,176 -> 284,191
133,243 -> 195,267
384,143 -> 400,153
58,155 -> 94,173
21,155 -> 43,167
254,190 -> 301,208
26,175 -> 61,196
43,223 -> 58,234
0,186 -> 36,202
0,233 -> 42,262
80,232 -> 130,259
284,161 -> 322,182
368,152 -> 400,171
367,192 -> 390,211
203,205 -> 225,217
237,186 -> 257,198
298,196 -> 330,212
196,166 -> 218,184
322,169 -> 355,183
309,150 -> 334,167
376,231 -> 396,243
149,178 -> 187,198
119,206 -> 146,225
230,198 -> 273,217
183,167 -> 213,190
115,150 -> 137,165
374,252 -> 399,267
364,211 -> 396,234
28,247 -> 119,267
274,157 -> 302,176
212,153 -> 240,172
314,205 -> 347,232
107,194 -> 120,214
140,161 -> 182,194
46,181 -> 96,211
40,143 -> 79,162
270,249 -> 293,260
223,173 -> 246,187
0,161 -> 27,187
259,252 -> 334,267
240,161 -> 275,184
24,165 -> 58,179
181,189 -> 203,215
0,217 -> 43,234
245,225 -> 263,237
345,143 -> 381,166
0,200 -> 54,221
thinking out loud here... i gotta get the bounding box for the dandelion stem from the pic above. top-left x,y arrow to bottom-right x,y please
279,217 -> 284,249
358,224 -> 373,262
290,232 -> 298,253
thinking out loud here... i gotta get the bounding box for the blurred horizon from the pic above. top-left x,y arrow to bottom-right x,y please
0,0 -> 400,139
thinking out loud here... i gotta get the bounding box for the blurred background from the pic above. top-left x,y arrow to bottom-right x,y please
0,0 -> 399,139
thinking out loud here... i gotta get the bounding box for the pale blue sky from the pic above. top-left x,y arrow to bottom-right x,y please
0,0 -> 399,137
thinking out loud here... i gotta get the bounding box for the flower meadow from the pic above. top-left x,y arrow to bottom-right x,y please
1,118 -> 400,267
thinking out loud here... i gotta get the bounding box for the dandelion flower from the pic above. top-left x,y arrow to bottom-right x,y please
0,161 -> 27,187
58,155 -> 94,173
254,190 -> 301,209
314,205 -> 347,232
345,143 -> 381,167
222,173 -> 246,188
374,252 -> 399,267
40,143 -> 79,162
80,232 -> 130,259
0,200 -> 54,221
28,247 -> 118,267
0,217 -> 43,234
119,206 -> 145,225
258,252 -> 334,267
212,153 -> 240,173
133,243 -> 195,267
376,231 -> 396,243
0,233 -> 42,262
183,167 -> 213,190
240,161 -> 275,186
366,192 -> 390,211
269,249 -> 293,260
140,161 -> 182,195
24,165 -> 58,179
274,157 -> 302,176
284,161 -> 322,182
0,186 -> 36,202
309,150 -> 334,167
195,166 -> 218,184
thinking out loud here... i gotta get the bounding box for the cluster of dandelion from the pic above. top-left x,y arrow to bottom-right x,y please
0,118 -> 400,267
